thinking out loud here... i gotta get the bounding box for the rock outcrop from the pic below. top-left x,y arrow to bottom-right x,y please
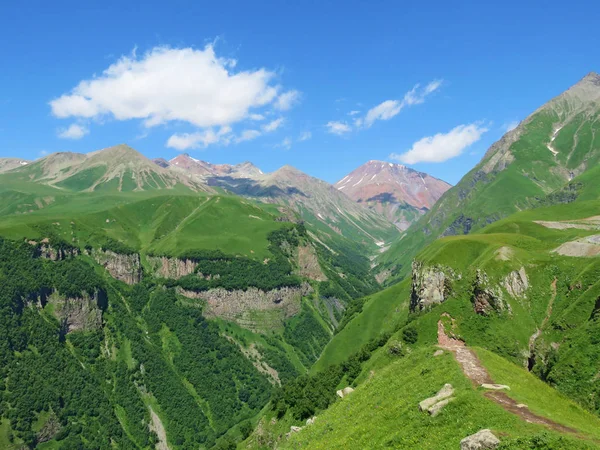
93,249 -> 142,284
460,429 -> 500,450
296,244 -> 327,281
47,290 -> 104,334
410,261 -> 456,312
419,383 -> 455,416
146,255 -> 198,279
178,283 -> 312,332
503,267 -> 529,298
472,270 -> 504,315
28,239 -> 80,260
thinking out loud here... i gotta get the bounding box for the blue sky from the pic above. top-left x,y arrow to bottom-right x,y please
1,1 -> 599,185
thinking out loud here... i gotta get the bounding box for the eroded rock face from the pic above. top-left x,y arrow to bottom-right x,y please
296,244 -> 327,281
503,267 -> 529,298
410,261 -> 455,312
47,290 -> 104,334
460,429 -> 500,450
472,270 -> 504,315
93,249 -> 142,284
178,283 -> 312,332
146,255 -> 198,279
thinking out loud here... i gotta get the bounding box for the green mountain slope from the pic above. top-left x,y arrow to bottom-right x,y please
378,72 -> 600,282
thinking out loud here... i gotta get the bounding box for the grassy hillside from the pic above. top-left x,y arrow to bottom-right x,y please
377,73 -> 600,283
312,279 -> 410,372
248,346 -> 600,449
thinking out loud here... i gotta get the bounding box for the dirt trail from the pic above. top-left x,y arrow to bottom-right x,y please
437,314 -> 577,434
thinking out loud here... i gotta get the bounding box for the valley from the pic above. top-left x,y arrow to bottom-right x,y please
1,72 -> 600,450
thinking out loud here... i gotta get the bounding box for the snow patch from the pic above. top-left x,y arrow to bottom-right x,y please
352,175 -> 365,187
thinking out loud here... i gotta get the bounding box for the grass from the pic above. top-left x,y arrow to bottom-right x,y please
0,180 -> 287,259
283,346 -> 600,449
312,279 -> 410,372
475,348 -> 600,440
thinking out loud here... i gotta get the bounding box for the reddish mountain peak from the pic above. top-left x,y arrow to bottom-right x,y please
335,160 -> 451,229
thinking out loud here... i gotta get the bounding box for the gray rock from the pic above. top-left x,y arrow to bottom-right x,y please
410,262 -> 455,311
306,416 -> 317,425
434,350 -> 444,357
337,386 -> 355,398
429,398 -> 454,417
503,267 -> 529,298
460,429 -> 500,450
481,384 -> 510,391
419,384 -> 454,411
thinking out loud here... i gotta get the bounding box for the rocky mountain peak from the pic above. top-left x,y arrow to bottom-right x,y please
335,160 -> 451,230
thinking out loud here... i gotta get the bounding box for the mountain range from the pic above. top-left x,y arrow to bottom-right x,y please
1,72 -> 600,449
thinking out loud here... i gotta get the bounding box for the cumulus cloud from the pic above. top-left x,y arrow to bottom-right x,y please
275,90 -> 300,111
57,123 -> 89,139
50,45 -> 300,148
262,118 -> 284,132
348,110 -> 360,116
298,131 -> 312,141
390,122 -> 488,164
326,121 -> 352,135
49,45 -> 284,128
167,126 -> 232,150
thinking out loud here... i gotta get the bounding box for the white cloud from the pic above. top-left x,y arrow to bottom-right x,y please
363,80 -> 443,127
57,123 -> 89,139
262,117 -> 284,132
39,150 -> 48,156
49,45 -> 299,147
275,90 -> 300,111
326,121 -> 351,135
503,120 -> 519,132
236,129 -> 262,143
298,131 -> 312,141
390,122 -> 488,164
167,126 -> 232,150
364,100 -> 402,127
327,79 -> 443,135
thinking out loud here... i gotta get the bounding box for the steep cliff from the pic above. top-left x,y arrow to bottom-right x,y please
93,249 -> 142,284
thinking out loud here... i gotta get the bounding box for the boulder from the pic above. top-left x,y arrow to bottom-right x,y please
290,426 -> 302,433
419,384 -> 454,411
433,350 -> 444,357
337,386 -> 355,398
460,429 -> 500,450
481,384 -> 510,391
306,416 -> 317,425
429,398 -> 454,417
